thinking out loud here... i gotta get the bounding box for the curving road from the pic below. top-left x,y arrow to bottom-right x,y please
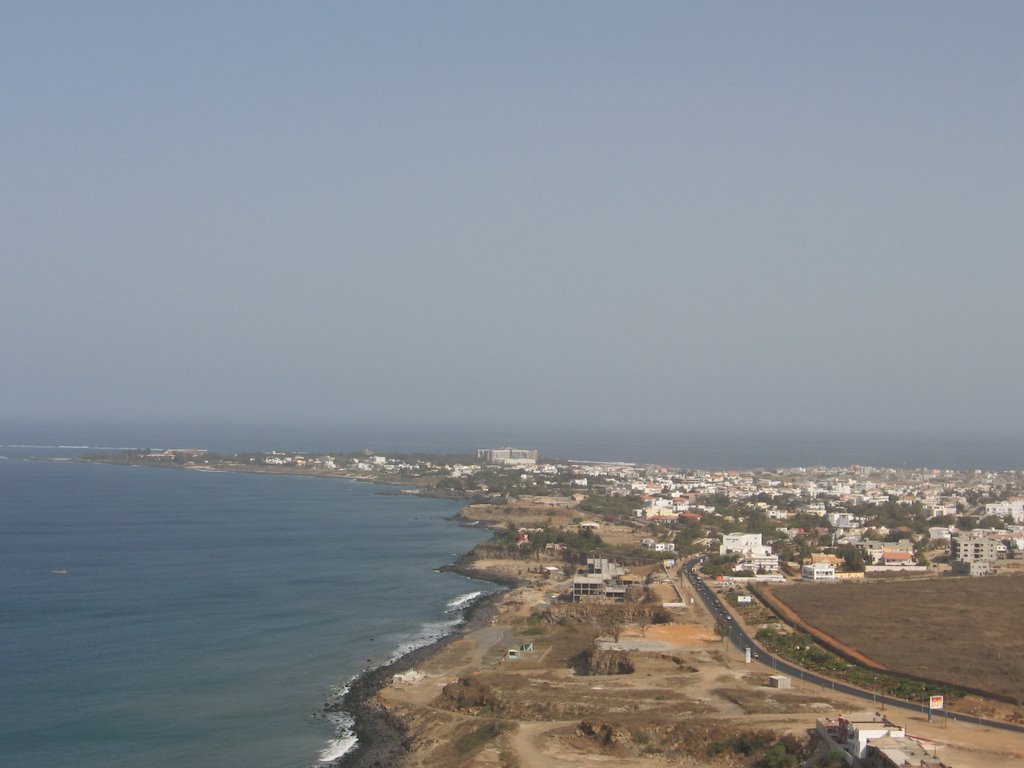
682,557 -> 1024,735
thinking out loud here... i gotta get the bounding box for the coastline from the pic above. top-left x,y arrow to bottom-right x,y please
68,455 -> 482,501
17,448 -> 1024,767
70,451 -> 512,767
328,555 -> 514,768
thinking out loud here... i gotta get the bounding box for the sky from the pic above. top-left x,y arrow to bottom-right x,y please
2,2 -> 1022,438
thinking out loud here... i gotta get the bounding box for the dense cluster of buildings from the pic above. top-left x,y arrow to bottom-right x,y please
158,445 -> 1022,581
556,461 -> 1023,580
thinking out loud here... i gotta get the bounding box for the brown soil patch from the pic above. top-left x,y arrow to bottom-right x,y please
459,502 -> 580,529
636,623 -> 718,647
648,582 -> 681,604
770,574 -> 1024,702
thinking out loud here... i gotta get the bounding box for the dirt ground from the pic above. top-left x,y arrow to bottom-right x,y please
458,502 -> 645,550
770,575 -> 1024,704
459,501 -> 582,529
372,561 -> 1024,768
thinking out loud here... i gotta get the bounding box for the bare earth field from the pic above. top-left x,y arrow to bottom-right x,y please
458,500 -> 583,529
769,575 -> 1024,704
366,565 -> 1024,768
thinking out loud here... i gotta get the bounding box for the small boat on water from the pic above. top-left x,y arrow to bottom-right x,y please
50,569 -> 68,575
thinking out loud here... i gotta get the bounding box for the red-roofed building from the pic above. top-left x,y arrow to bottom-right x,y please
879,550 -> 914,565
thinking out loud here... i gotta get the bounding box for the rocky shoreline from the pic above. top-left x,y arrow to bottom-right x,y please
77,452 -> 511,768
327,556 -> 511,768
437,549 -> 530,590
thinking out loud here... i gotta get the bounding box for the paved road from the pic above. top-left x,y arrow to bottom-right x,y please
682,557 -> 1024,735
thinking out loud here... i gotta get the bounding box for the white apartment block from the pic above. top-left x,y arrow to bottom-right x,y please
477,447 -> 538,466
721,532 -> 765,555
826,511 -> 862,529
721,532 -> 779,573
951,533 -> 1000,563
986,499 -> 1024,524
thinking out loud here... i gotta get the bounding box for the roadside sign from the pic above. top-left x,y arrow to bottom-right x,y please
929,695 -> 944,710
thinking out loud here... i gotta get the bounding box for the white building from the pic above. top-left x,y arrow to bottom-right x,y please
816,712 -> 906,761
642,539 -> 676,553
826,511 -> 862,529
721,533 -> 766,555
477,447 -> 538,466
986,499 -> 1024,524
802,562 -> 837,581
721,532 -> 779,574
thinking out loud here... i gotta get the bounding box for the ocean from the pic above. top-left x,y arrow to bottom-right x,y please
3,419 -> 1022,470
0,448 -> 495,767
2,421 -> 1021,767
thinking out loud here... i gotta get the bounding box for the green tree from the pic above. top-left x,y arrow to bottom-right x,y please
838,544 -> 865,572
760,743 -> 797,768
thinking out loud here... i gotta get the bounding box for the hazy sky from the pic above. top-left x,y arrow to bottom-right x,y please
3,2 -> 1021,436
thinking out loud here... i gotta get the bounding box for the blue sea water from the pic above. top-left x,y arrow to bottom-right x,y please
0,450 -> 494,767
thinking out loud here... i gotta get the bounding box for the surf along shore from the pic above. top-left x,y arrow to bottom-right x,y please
328,560 -> 520,768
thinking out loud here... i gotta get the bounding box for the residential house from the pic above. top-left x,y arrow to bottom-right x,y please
816,712 -> 906,762
860,539 -> 913,565
863,736 -> 949,768
642,538 -> 675,553
721,532 -> 779,574
802,562 -> 837,581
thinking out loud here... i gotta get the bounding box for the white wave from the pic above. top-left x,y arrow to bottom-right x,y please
387,617 -> 463,663
317,682 -> 357,763
445,590 -> 484,612
318,601 -> 491,764
318,709 -> 357,763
